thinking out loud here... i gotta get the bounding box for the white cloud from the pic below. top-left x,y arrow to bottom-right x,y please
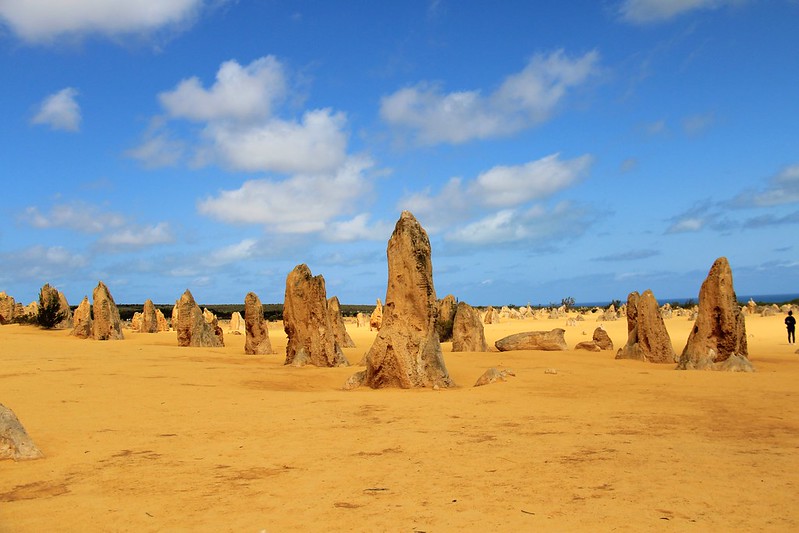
618,0 -> 736,24
207,108 -> 348,174
132,56 -> 350,175
198,156 -> 373,233
31,87 -> 81,132
446,202 -> 587,245
159,56 -> 286,122
470,153 -> 592,207
681,112 -> 715,136
398,153 -> 592,230
323,213 -> 393,242
0,0 -> 203,42
22,202 -> 125,232
208,238 -> 258,266
99,222 -> 174,248
380,49 -> 600,145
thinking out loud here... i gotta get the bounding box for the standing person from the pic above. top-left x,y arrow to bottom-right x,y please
786,310 -> 796,344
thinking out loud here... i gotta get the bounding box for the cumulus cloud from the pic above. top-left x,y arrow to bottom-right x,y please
124,118 -> 184,168
159,56 -> 286,122
98,222 -> 174,248
398,153 -> 592,231
21,202 -> 125,232
0,0 -> 204,42
208,238 -> 258,266
323,214 -> 393,242
132,56 -> 350,175
31,87 -> 81,131
198,156 -> 373,234
206,109 -> 348,174
380,49 -> 600,145
618,0 -> 737,24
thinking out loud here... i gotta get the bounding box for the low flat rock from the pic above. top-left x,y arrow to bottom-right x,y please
473,367 -> 515,387
575,340 -> 601,352
495,329 -> 567,351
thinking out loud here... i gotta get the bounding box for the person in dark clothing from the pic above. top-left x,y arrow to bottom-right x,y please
786,310 -> 796,344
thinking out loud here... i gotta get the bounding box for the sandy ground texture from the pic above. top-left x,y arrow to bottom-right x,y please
2,312 -> 799,532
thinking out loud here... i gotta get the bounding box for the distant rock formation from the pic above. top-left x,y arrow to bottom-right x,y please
71,296 -> 93,339
483,306 -> 500,324
229,311 -> 245,335
283,264 -> 347,367
495,329 -> 568,351
131,312 -> 142,331
171,302 -> 179,331
347,211 -> 453,389
140,299 -> 158,333
0,292 -> 16,324
436,294 -> 457,342
244,292 -> 273,355
593,327 -> 614,351
356,312 -> 368,328
176,289 -> 224,347
451,302 -> 488,352
369,299 -> 383,331
615,290 -> 675,363
92,281 -> 124,341
677,257 -> 750,370
575,340 -> 601,351
155,309 -> 168,332
327,295 -> 355,348
0,403 -> 44,461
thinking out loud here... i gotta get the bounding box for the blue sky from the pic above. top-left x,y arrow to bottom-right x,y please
1,0 -> 798,307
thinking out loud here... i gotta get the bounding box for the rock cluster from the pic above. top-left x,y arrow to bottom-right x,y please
436,294 -> 457,342
244,292 -> 273,355
677,257 -> 750,370
176,289 -> 224,347
347,211 -> 452,389
615,290 -> 675,363
283,264 -> 347,367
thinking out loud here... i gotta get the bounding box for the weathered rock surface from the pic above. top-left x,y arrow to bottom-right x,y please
92,281 -> 124,341
678,257 -> 749,370
327,295 -> 355,348
71,296 -> 93,339
451,301 -> 488,352
229,311 -> 245,335
131,312 -> 142,331
356,312 -> 367,328
283,265 -> 347,367
575,340 -> 601,352
354,211 -> 453,389
436,294 -> 457,342
495,329 -> 568,351
369,299 -> 383,331
615,290 -> 676,363
483,306 -> 500,324
0,292 -> 16,324
156,309 -> 168,332
140,299 -> 158,333
593,327 -> 614,351
0,403 -> 44,461
474,367 -> 515,387
244,292 -> 273,355
176,289 -> 224,347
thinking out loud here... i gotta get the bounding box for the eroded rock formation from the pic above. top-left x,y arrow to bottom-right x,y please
176,290 -> 224,347
615,290 -> 675,363
495,329 -> 568,351
283,265 -> 347,367
71,296 -> 93,339
92,281 -> 124,341
328,296 -> 355,349
0,403 -> 44,461
244,292 -> 273,355
451,301 -> 488,352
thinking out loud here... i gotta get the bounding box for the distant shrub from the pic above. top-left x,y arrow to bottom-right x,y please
37,289 -> 67,329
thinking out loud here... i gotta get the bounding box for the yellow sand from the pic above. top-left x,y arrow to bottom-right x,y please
2,313 -> 798,532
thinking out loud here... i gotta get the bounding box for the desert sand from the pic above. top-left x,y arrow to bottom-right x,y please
2,313 -> 799,531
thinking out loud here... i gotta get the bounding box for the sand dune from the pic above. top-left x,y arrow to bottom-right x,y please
2,313 -> 798,531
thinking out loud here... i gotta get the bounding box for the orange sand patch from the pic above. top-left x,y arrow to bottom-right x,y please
2,314 -> 798,531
